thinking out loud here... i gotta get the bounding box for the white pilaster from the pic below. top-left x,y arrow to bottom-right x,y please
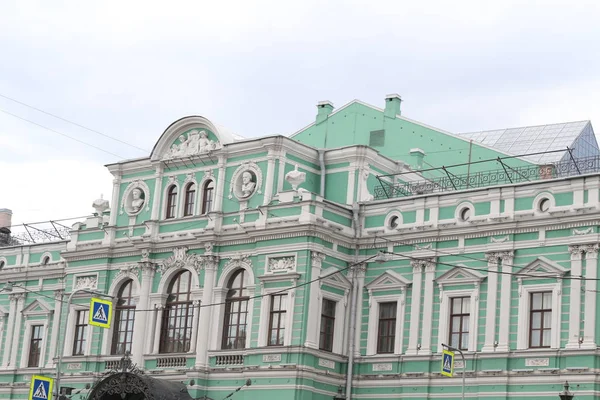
263,154 -> 276,205
353,264 -> 366,357
109,177 -> 121,226
132,262 -> 155,366
213,157 -> 226,212
420,261 -> 436,354
566,246 -> 583,349
150,167 -> 163,220
304,252 -> 325,349
10,294 -> 26,367
152,306 -> 164,354
497,251 -> 514,352
482,254 -> 499,352
45,290 -> 64,368
406,262 -> 423,355
0,295 -> 17,368
276,155 -> 286,193
195,256 -> 218,368
582,245 -> 598,348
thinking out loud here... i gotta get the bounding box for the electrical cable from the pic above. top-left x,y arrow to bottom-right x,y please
0,93 -> 149,153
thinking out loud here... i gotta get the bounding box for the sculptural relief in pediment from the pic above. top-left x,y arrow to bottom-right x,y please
162,129 -> 222,160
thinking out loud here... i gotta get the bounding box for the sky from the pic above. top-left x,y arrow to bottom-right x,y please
2,0 -> 600,229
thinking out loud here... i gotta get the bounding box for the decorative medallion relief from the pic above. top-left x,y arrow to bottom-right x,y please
120,180 -> 151,216
162,129 -> 222,160
159,246 -> 218,274
266,255 -> 296,274
229,162 -> 263,201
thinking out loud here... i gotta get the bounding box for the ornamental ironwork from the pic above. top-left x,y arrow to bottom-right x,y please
374,154 -> 600,200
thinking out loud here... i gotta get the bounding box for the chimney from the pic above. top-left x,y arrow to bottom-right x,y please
0,209 -> 12,232
409,148 -> 425,170
316,101 -> 334,124
384,94 -> 402,118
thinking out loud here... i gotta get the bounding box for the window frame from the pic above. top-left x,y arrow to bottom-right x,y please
376,301 -> 398,354
517,282 -> 562,350
63,305 -> 93,357
111,279 -> 136,355
201,180 -> 215,214
20,321 -> 48,368
183,182 -> 196,217
165,184 -> 178,219
528,291 -> 553,349
72,309 -> 89,356
319,298 -> 337,352
27,324 -> 44,367
221,269 -> 250,350
437,288 -> 480,353
160,270 -> 194,354
267,294 -> 287,346
449,296 -> 471,351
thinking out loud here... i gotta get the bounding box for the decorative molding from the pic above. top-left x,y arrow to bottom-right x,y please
161,129 -> 222,160
115,264 -> 141,279
311,252 -> 326,268
120,180 -> 151,216
573,227 -> 593,236
318,358 -> 335,369
525,358 -> 550,367
73,274 -> 98,290
266,255 -> 296,273
490,235 -> 510,243
159,246 -> 202,274
262,354 -> 282,363
228,162 -> 263,201
372,363 -> 393,372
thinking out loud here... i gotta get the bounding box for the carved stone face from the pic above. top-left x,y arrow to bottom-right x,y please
179,134 -> 186,143
132,189 -> 142,200
242,172 -> 252,184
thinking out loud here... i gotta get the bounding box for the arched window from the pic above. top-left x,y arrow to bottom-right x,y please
166,185 -> 178,219
222,269 -> 249,349
160,270 -> 193,353
201,180 -> 215,214
111,279 -> 136,355
41,256 -> 50,265
184,183 -> 196,217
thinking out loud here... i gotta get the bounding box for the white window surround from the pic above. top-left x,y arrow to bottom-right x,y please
179,175 -> 198,217
0,306 -> 8,364
515,257 -> 566,350
162,179 -> 181,219
455,201 -> 475,224
256,287 -> 294,347
533,192 -> 555,215
365,270 -> 411,356
197,174 -> 215,215
384,211 -> 403,232
0,257 -> 8,269
20,320 -> 48,368
39,251 -> 54,265
517,282 -> 562,350
63,304 -> 94,357
315,267 -> 351,355
211,258 -> 256,351
101,275 -> 141,355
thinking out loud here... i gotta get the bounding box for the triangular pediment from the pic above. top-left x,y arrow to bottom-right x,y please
320,267 -> 352,290
366,270 -> 411,291
517,257 -> 567,278
22,299 -> 53,316
437,266 -> 485,286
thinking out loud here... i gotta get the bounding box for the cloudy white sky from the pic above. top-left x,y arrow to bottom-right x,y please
2,0 -> 600,228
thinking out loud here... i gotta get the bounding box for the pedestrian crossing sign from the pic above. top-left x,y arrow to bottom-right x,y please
441,349 -> 455,377
29,375 -> 53,400
89,298 -> 113,329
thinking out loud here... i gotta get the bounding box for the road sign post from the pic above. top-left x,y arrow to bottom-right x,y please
89,298 -> 113,329
30,375 -> 53,400
441,349 -> 454,377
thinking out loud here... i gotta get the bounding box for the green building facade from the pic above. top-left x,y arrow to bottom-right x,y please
1,96 -> 600,399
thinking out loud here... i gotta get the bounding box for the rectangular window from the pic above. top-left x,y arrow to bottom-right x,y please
319,299 -> 336,352
529,291 -> 552,348
268,294 -> 287,346
222,299 -> 249,349
28,325 -> 44,367
449,297 -> 470,350
72,310 -> 89,356
377,302 -> 397,354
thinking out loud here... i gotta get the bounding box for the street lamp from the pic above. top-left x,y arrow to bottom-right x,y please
55,288 -> 114,399
559,381 -> 574,400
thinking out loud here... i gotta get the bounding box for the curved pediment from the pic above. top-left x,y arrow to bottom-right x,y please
150,116 -> 242,162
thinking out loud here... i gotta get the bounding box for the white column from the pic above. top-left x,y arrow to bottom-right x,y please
189,300 -> 201,354
145,307 -> 158,355
45,290 -> 64,368
420,261 -> 436,354
406,262 -> 423,355
566,246 -> 583,349
482,253 -> 499,352
582,245 -> 598,348
132,262 -> 155,366
10,294 -> 26,367
213,157 -> 227,212
263,154 -> 276,205
353,264 -> 366,356
195,257 -> 218,367
150,167 -> 163,220
109,177 -> 121,226
276,155 -> 286,193
304,252 -> 325,349
152,306 -> 164,354
1,295 -> 17,368
497,251 -> 514,352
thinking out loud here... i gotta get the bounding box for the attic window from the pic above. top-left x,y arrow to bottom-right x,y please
369,130 -> 385,147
